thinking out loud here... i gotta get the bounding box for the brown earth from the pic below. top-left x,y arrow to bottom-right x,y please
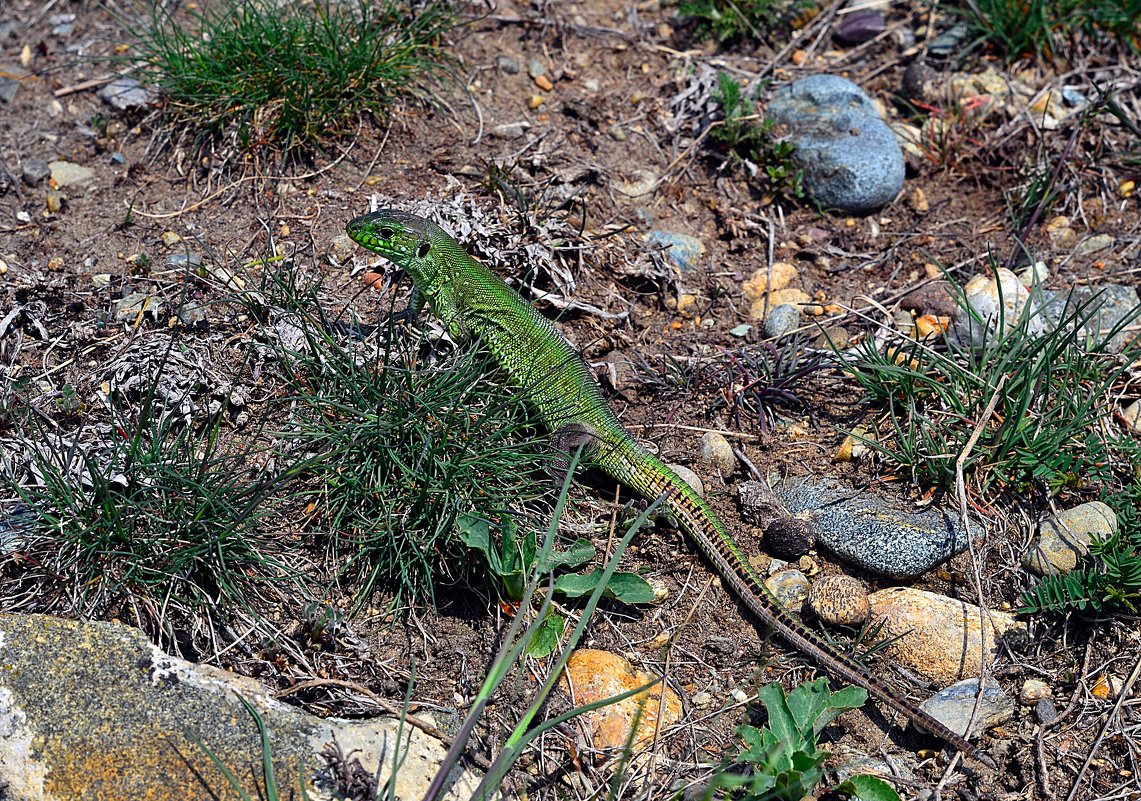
1,0 -> 1140,798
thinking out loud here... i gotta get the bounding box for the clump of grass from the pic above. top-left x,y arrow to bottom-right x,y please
709,72 -> 804,205
845,277 -> 1139,497
952,0 -> 1140,61
258,272 -> 550,609
1,353 -> 292,620
679,0 -> 788,41
131,0 -> 455,159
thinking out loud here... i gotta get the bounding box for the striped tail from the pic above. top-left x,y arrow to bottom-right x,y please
604,445 -> 995,768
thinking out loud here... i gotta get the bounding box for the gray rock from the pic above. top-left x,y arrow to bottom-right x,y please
0,70 -> 27,104
928,23 -> 971,57
98,77 -> 153,110
1034,697 -> 1058,725
0,614 -> 479,801
1023,501 -> 1117,576
21,158 -> 51,187
1039,284 -> 1140,354
767,75 -> 905,214
699,431 -> 735,473
772,476 -> 974,577
763,303 -> 800,339
496,55 -> 521,74
645,230 -> 704,273
918,678 -> 1015,739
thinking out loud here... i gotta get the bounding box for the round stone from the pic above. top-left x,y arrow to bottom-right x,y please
807,575 -> 870,626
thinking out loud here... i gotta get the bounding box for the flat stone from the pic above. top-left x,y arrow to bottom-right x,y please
560,649 -> 681,753
97,77 -> 152,110
48,160 -> 95,187
1039,284 -> 1140,354
868,587 -> 1025,686
645,231 -> 704,273
0,614 -> 479,801
772,476 -> 974,577
919,678 -> 1015,739
767,74 -> 904,214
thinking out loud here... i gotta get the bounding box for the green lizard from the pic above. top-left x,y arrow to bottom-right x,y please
346,208 -> 994,768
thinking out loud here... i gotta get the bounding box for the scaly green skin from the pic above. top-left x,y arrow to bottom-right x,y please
346,209 -> 994,767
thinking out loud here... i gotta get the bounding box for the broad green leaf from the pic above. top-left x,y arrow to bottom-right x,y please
524,612 -> 565,659
542,538 -> 594,571
834,774 -> 902,801
755,682 -> 798,744
457,513 -> 499,573
552,569 -> 654,604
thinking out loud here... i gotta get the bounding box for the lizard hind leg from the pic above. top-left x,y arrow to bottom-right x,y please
548,422 -> 602,486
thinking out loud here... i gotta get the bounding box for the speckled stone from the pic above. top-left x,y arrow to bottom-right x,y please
919,678 -> 1015,739
767,74 -> 905,214
0,614 -> 478,801
807,575 -> 870,626
771,476 -> 975,577
764,568 -> 810,612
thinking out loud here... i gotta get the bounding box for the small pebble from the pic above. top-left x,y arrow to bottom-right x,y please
1034,697 -> 1058,725
730,688 -> 749,704
762,517 -> 815,560
764,568 -> 810,612
1023,501 -> 1116,576
527,95 -> 545,110
908,186 -> 929,213
608,124 -> 627,142
45,191 -> 62,214
496,55 -> 521,74
22,158 -> 51,187
807,575 -> 870,626
692,691 -> 712,708
1123,399 -> 1141,432
527,58 -> 545,79
763,304 -> 800,339
1019,678 -> 1051,705
534,74 -> 553,92
699,432 -> 735,473
1074,234 -> 1114,256
161,231 -> 182,246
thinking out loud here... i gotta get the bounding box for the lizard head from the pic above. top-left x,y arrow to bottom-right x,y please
346,209 -> 444,279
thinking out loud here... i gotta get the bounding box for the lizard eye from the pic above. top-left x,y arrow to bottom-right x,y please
378,227 -> 394,239
417,242 -> 431,258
